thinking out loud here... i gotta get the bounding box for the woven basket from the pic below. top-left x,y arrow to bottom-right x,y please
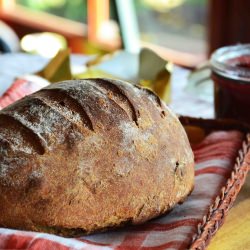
180,116 -> 250,250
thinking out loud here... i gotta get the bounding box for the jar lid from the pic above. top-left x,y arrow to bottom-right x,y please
210,44 -> 250,82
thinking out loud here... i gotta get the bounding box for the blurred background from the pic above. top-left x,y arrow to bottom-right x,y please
0,0 -> 249,67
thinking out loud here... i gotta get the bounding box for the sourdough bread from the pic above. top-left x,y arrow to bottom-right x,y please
0,78 -> 194,236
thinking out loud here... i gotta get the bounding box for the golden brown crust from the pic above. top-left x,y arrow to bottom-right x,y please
0,78 -> 194,236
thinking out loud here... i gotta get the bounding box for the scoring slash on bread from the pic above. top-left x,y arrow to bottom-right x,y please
0,78 -> 194,236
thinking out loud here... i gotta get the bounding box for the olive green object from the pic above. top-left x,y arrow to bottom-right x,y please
139,48 -> 172,103
37,49 -> 72,83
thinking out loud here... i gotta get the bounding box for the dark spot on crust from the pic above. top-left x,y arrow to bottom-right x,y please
59,101 -> 65,106
23,173 -> 44,197
180,169 -> 184,177
134,84 -> 142,89
34,198 -> 50,211
28,176 -> 42,190
174,161 -> 185,180
161,110 -> 166,118
174,161 -> 179,173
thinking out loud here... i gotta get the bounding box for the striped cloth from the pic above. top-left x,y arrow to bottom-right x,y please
0,76 -> 49,109
0,79 -> 244,250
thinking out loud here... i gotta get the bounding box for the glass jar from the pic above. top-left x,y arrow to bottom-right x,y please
210,44 -> 250,124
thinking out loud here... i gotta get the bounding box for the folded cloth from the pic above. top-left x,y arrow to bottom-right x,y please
0,130 -> 244,250
0,75 -> 49,109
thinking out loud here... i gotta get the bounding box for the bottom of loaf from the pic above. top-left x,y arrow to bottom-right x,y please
13,187 -> 193,238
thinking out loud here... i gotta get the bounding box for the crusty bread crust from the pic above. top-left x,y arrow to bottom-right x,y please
0,78 -> 194,236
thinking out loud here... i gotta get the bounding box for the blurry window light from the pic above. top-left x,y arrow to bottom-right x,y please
142,0 -> 185,11
98,20 -> 120,43
136,0 -> 207,55
21,32 -> 67,58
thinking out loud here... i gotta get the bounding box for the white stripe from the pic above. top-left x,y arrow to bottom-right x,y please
153,199 -> 211,224
195,174 -> 226,189
81,231 -> 126,245
142,226 -> 192,247
195,159 -> 231,170
0,228 -> 112,250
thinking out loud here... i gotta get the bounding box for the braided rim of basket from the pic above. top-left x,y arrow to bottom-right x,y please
189,134 -> 250,250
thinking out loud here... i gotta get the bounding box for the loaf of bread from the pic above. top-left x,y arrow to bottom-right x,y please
0,78 -> 194,236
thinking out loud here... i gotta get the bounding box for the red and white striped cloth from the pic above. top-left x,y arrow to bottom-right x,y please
0,131 -> 243,250
0,76 -> 49,109
0,79 -> 244,250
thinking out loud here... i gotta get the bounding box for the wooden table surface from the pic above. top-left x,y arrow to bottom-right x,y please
207,174 -> 250,250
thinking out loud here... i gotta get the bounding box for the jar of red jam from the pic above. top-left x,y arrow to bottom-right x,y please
211,44 -> 250,124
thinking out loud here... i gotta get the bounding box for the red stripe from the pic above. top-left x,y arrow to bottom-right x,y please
0,79 -> 29,108
192,131 -> 243,151
0,234 -> 70,250
140,238 -> 193,250
116,240 -> 191,250
0,100 -> 5,108
8,79 -> 27,91
194,144 -> 240,154
10,90 -> 23,102
2,95 -> 13,107
193,140 -> 242,151
115,232 -> 148,250
194,147 -> 239,156
142,241 -> 187,250
195,156 -> 233,164
78,238 -> 112,246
